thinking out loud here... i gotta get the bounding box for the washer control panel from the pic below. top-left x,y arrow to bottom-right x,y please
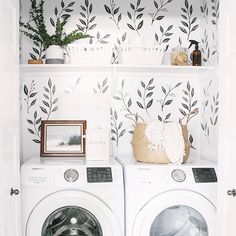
192,168 -> 217,183
171,169 -> 186,182
87,167 -> 112,183
64,169 -> 79,182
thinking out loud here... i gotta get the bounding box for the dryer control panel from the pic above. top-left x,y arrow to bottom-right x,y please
87,167 -> 112,183
192,168 -> 217,183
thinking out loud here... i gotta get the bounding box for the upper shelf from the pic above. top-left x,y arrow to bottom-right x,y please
20,64 -> 217,76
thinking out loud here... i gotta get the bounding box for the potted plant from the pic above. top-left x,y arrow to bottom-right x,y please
20,0 -> 90,64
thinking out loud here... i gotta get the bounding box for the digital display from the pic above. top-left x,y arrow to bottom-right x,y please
192,168 -> 217,183
87,167 -> 112,183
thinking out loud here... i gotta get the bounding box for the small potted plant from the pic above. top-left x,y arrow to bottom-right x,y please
20,0 -> 90,64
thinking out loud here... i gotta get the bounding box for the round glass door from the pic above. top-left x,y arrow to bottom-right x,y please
42,206 -> 102,236
150,205 -> 208,236
132,190 -> 216,236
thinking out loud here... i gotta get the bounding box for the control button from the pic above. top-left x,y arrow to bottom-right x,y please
64,169 -> 79,182
171,169 -> 186,182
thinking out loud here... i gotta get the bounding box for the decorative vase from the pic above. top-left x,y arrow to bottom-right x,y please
45,45 -> 64,64
28,59 -> 43,64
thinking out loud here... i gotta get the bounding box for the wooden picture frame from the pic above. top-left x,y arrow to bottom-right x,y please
40,120 -> 87,157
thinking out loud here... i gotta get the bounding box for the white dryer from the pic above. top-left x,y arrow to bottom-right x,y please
117,155 -> 217,236
21,157 -> 124,236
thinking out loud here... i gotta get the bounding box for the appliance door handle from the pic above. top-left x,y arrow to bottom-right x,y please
227,189 -> 236,197
10,188 -> 19,196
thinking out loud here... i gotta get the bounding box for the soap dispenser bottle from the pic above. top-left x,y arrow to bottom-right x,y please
188,40 -> 201,66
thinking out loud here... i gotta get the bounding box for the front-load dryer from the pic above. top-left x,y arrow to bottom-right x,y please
117,155 -> 217,236
21,157 -> 124,236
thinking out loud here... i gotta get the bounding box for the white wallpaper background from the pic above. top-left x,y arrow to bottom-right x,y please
20,0 -> 219,163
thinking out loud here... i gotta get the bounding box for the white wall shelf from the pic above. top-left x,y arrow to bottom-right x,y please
20,64 -> 217,76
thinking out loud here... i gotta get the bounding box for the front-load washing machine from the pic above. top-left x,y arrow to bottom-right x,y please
21,157 -> 124,236
117,155 -> 217,236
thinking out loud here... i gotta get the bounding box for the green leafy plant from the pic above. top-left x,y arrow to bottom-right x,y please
20,0 -> 90,51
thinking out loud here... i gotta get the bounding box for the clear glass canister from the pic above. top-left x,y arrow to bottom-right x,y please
170,46 -> 189,66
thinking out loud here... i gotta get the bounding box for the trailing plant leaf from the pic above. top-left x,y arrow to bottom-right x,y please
200,0 -> 209,23
113,79 -> 144,125
104,0 -> 122,29
154,25 -> 173,51
136,78 -> 155,117
179,81 -> 199,126
77,0 -> 97,33
210,92 -> 219,126
89,31 -> 111,44
41,78 -> 59,120
201,29 -> 211,65
127,0 -> 145,36
111,32 -> 127,64
93,78 -> 109,94
211,0 -> 219,27
179,0 -> 199,40
110,108 -> 126,146
27,110 -> 42,143
24,80 -> 37,114
149,0 -> 173,25
157,82 -> 181,112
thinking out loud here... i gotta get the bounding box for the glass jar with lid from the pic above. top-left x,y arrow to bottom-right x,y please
170,46 -> 189,66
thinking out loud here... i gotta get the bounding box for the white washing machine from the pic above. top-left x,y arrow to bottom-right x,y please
117,155 -> 217,236
21,157 -> 124,236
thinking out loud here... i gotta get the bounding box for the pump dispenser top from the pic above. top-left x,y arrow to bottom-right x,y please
188,40 -> 201,66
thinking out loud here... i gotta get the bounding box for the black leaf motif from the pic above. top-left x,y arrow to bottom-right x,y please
162,86 -> 166,94
114,7 -> 119,14
30,99 -> 37,106
40,106 -> 48,114
137,20 -> 144,30
52,106 -> 58,112
128,98 -> 132,107
27,119 -> 33,124
50,18 -> 55,27
28,128 -> 35,134
33,139 -> 41,144
179,27 -> 187,34
182,103 -> 189,110
191,25 -> 199,32
137,13 -> 143,19
24,85 -> 28,95
119,129 -> 126,138
137,89 -> 142,98
156,16 -> 164,20
127,12 -> 132,19
165,113 -> 171,120
179,109 -> 187,116
127,23 -> 135,30
104,5 -> 111,14
147,99 -> 153,108
137,101 -> 144,109
165,100 -> 172,105
150,0 -> 173,25
146,92 -> 153,98
30,92 -> 37,98
32,48 -> 39,55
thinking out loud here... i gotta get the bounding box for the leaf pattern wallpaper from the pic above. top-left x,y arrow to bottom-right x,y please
20,0 -> 218,65
20,0 -> 219,162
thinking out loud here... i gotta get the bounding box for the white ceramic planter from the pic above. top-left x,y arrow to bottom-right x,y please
46,45 -> 64,64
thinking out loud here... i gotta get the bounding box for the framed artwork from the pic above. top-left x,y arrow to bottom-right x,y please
40,120 -> 87,157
